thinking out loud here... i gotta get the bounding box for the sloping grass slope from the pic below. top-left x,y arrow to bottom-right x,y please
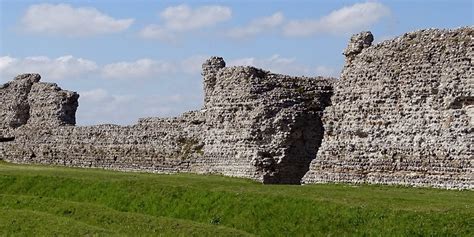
0,161 -> 472,236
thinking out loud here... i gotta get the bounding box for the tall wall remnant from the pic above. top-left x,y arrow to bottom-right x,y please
0,73 -> 78,131
28,82 -> 79,127
200,58 -> 334,183
0,74 -> 40,130
303,28 -> 473,189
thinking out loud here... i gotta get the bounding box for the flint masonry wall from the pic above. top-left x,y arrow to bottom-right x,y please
303,28 -> 473,189
199,57 -> 334,183
0,74 -> 205,173
5,111 -> 205,172
1,27 -> 472,188
0,59 -> 333,183
0,74 -> 40,131
0,74 -> 78,135
28,81 -> 79,127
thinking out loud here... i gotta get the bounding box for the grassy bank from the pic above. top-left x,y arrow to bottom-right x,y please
0,161 -> 472,236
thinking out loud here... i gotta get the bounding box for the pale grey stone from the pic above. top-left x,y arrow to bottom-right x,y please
303,27 -> 473,189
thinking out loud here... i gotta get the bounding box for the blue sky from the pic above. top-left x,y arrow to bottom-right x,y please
1,0 -> 472,125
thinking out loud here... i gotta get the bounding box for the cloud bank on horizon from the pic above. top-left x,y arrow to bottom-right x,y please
0,0 -> 472,125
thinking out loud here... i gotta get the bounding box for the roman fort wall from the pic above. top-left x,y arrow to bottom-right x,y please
0,59 -> 334,184
1,27 -> 472,189
303,28 -> 473,189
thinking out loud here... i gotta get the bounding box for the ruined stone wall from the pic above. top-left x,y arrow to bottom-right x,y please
303,28 -> 473,189
0,74 -> 78,131
1,60 -> 333,183
1,111 -> 205,173
0,73 -> 78,138
0,75 -> 205,172
198,57 -> 334,183
2,27 -> 471,188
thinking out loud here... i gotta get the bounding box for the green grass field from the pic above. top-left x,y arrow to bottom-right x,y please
0,161 -> 472,236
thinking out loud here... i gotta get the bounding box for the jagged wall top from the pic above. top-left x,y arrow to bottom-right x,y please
343,31 -> 374,59
2,27 -> 471,189
0,74 -> 41,129
0,73 -> 79,130
1,56 -> 335,185
202,56 -> 226,107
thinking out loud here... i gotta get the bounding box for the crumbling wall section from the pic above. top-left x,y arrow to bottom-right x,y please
2,111 -> 205,172
0,73 -> 78,130
0,74 -> 205,172
303,28 -> 473,189
0,74 -> 40,130
3,27 -> 470,188
200,59 -> 334,183
0,59 -> 334,184
28,82 -> 79,127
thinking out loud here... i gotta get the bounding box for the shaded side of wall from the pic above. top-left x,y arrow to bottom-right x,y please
199,58 -> 334,183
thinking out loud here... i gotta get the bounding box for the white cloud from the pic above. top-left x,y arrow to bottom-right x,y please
101,59 -> 176,80
229,55 -> 340,77
227,12 -> 285,39
77,88 -> 201,125
0,56 -> 16,73
78,88 -> 137,125
283,1 -> 390,37
315,65 -> 338,77
139,24 -> 176,41
0,54 -> 210,83
180,55 -> 210,74
80,89 -> 110,102
161,4 -> 232,31
80,89 -> 135,108
140,4 -> 231,41
20,3 -> 134,36
102,55 -> 212,80
0,55 -> 98,81
229,54 -> 312,76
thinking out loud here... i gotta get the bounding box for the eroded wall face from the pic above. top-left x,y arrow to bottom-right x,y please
303,28 -> 473,189
0,74 -> 40,130
28,82 -> 79,127
1,112 -> 205,172
0,74 -> 78,130
200,65 -> 333,184
0,75 -> 205,173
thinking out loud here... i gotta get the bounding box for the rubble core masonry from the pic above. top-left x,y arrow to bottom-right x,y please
1,27 -> 472,189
